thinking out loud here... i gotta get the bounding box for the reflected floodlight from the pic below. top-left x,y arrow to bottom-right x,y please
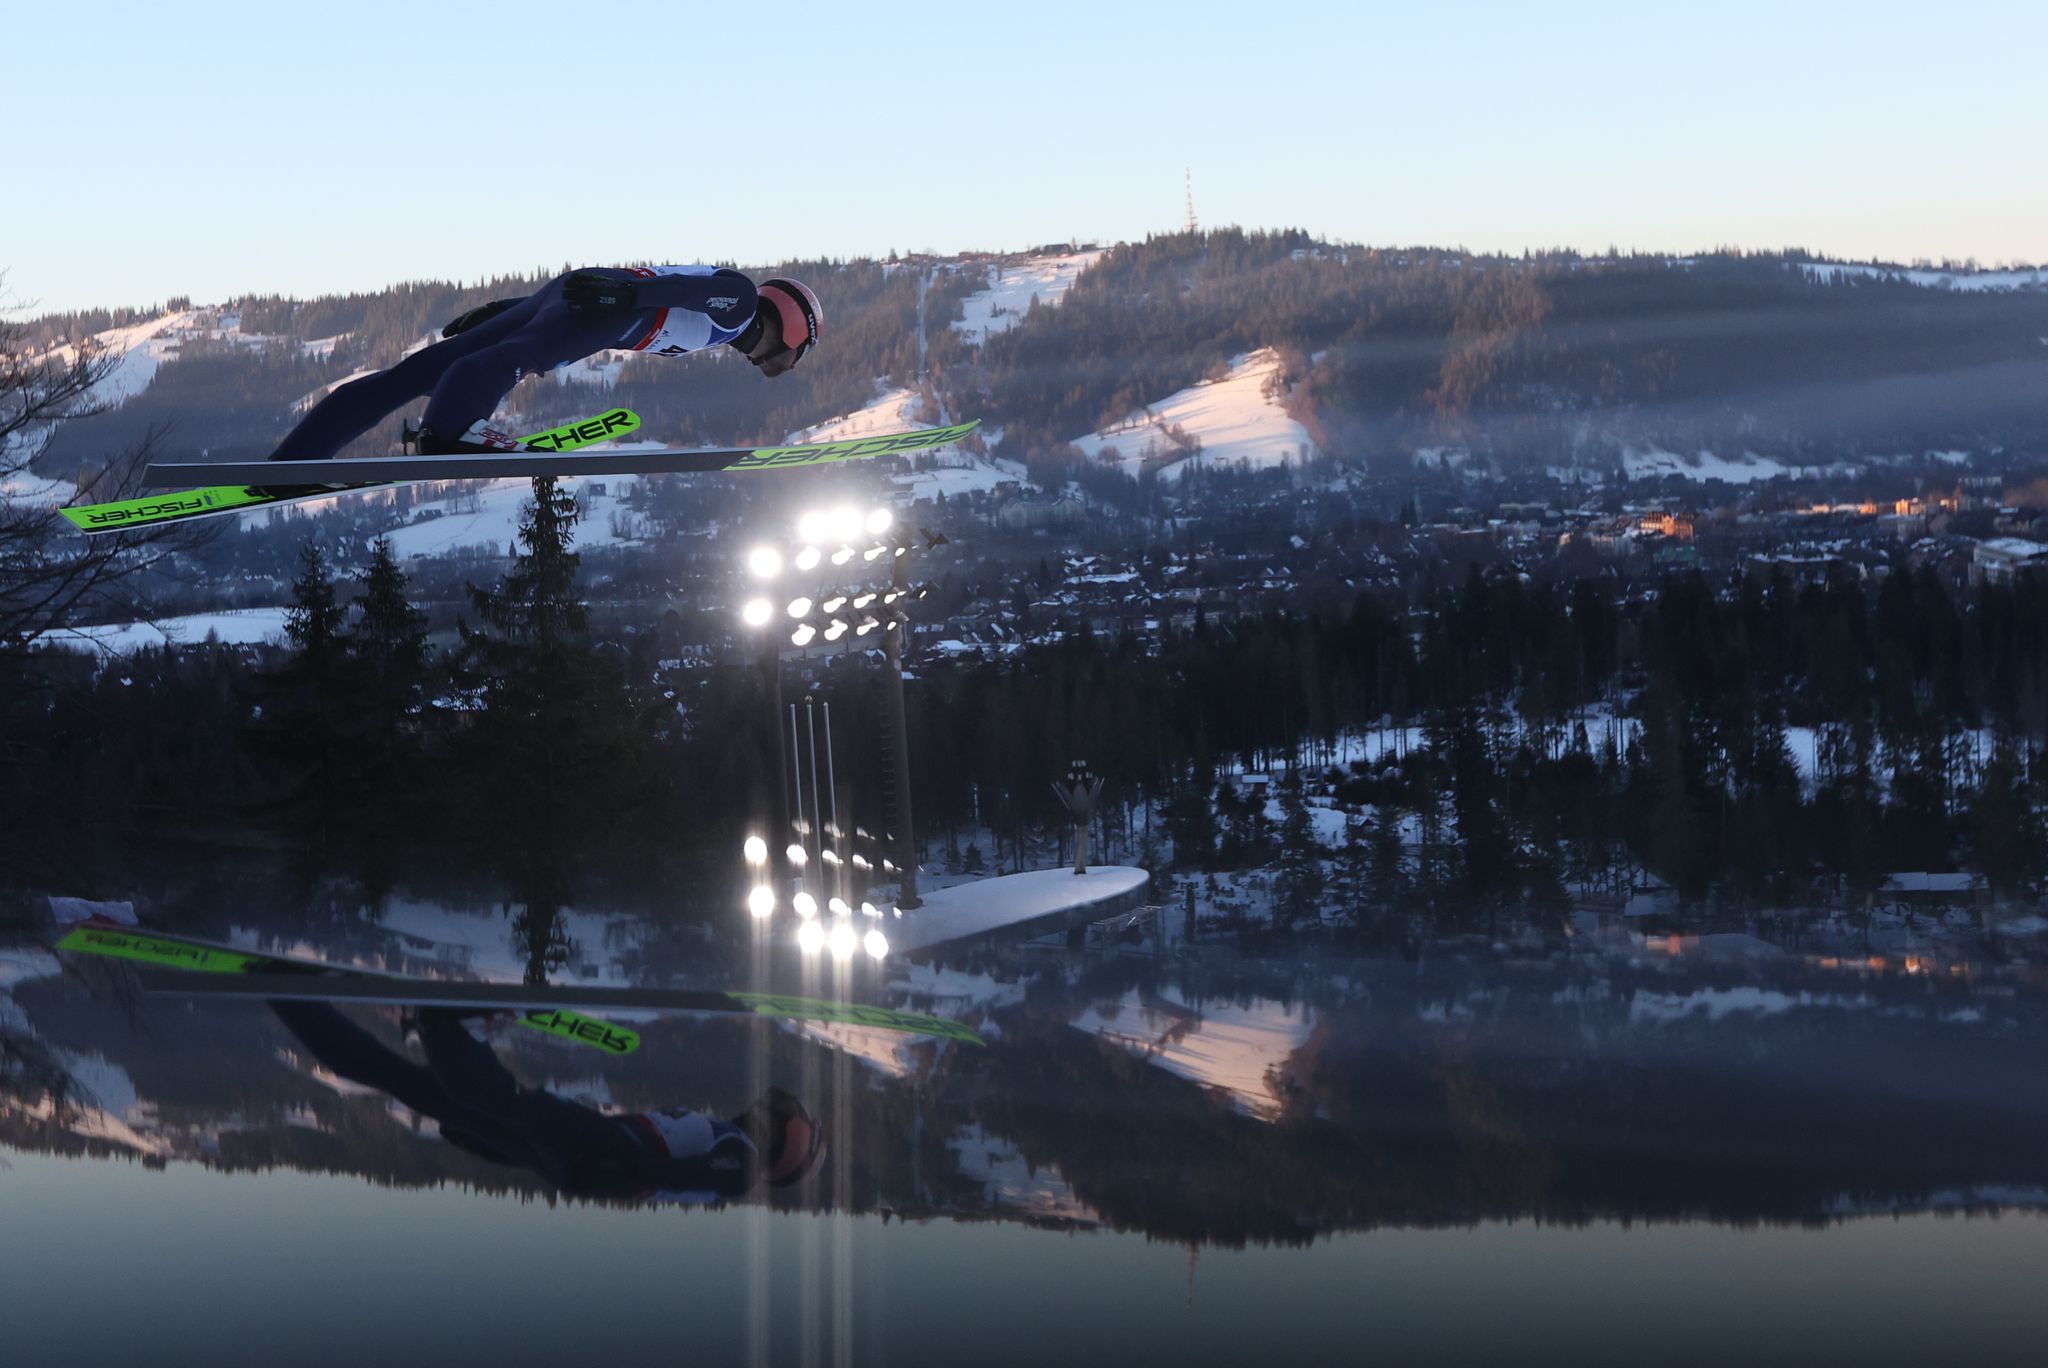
822,849 -> 842,866
794,545 -> 822,572
822,596 -> 847,613
746,546 -> 783,580
828,506 -> 861,542
852,854 -> 871,870
790,624 -> 816,647
742,598 -> 773,627
743,836 -> 768,865
786,597 -> 812,618
830,547 -> 855,566
793,890 -> 818,918
797,511 -> 830,543
747,886 -> 775,918
892,907 -> 903,918
853,593 -> 875,609
785,843 -> 808,866
863,929 -> 888,960
882,859 -> 897,872
829,896 -> 852,917
824,621 -> 849,642
828,922 -> 857,960
797,920 -> 826,954
860,900 -> 879,918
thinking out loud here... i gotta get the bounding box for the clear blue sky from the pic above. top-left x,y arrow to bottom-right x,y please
11,0 -> 2045,315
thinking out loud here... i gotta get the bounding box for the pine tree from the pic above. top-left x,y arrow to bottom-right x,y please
250,544 -> 357,839
457,477 -> 621,828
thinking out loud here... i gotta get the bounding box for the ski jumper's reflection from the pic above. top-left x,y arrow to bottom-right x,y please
270,1000 -> 824,1202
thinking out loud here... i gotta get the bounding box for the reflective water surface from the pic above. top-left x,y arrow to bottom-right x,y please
6,887 -> 2048,1366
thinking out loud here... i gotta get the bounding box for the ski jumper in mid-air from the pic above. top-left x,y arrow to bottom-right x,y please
267,268 -> 822,461
271,999 -> 827,1201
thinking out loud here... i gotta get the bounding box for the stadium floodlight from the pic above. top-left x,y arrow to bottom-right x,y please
828,506 -> 862,542
747,546 -> 783,580
863,929 -> 888,960
860,900 -> 879,918
786,597 -> 812,618
863,546 -> 885,561
743,836 -> 768,865
884,619 -> 899,631
893,545 -> 908,558
828,896 -> 851,917
790,624 -> 816,647
786,843 -> 808,866
852,854 -> 871,870
828,921 -> 857,961
882,591 -> 901,605
822,849 -> 842,866
830,547 -> 855,566
793,890 -> 818,918
856,618 -> 878,636
794,545 -> 822,572
865,508 -> 893,536
797,511 -> 830,543
822,595 -> 846,613
824,621 -> 848,642
747,886 -> 775,918
797,920 -> 825,955
853,593 -> 875,609
742,598 -> 773,627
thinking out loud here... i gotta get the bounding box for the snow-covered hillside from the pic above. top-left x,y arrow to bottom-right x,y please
1072,349 -> 1314,481
953,250 -> 1101,341
1800,261 -> 2048,292
35,309 -> 207,409
787,384 -> 1022,504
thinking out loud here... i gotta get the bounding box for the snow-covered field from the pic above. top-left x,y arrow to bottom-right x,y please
1074,987 -> 1313,1121
1072,349 -> 1314,482
34,309 -> 205,410
39,607 -> 291,656
369,475 -> 649,559
1622,448 -> 1792,484
952,250 -> 1102,340
1800,262 -> 2048,292
786,384 -> 932,444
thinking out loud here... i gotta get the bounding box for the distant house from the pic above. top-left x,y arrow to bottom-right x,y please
1971,537 -> 2048,585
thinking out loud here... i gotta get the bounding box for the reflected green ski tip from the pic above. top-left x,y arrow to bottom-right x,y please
518,1008 -> 641,1054
730,991 -> 984,1045
57,924 -> 268,973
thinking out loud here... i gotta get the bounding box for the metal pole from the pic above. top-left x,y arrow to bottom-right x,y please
884,553 -> 921,908
823,699 -> 842,906
806,698 -> 825,873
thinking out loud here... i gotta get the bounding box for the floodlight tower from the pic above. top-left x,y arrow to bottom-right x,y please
1184,168 -> 1197,235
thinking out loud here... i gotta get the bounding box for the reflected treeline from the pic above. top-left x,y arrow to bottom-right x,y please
6,925 -> 2048,1246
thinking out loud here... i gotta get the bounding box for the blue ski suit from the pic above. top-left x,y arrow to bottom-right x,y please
270,266 -> 757,462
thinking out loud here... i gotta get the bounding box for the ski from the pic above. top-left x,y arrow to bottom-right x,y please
55,923 -> 641,1055
141,974 -> 986,1046
58,408 -> 643,536
55,922 -> 984,1047
141,418 -> 982,487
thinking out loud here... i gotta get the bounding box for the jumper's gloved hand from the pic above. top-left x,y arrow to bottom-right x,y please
562,271 -> 639,314
441,298 -> 521,339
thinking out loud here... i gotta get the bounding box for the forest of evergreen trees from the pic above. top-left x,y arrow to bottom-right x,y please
4,481 -> 2044,923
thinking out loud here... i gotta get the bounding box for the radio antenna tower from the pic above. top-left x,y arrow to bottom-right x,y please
1184,167 -> 1198,235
